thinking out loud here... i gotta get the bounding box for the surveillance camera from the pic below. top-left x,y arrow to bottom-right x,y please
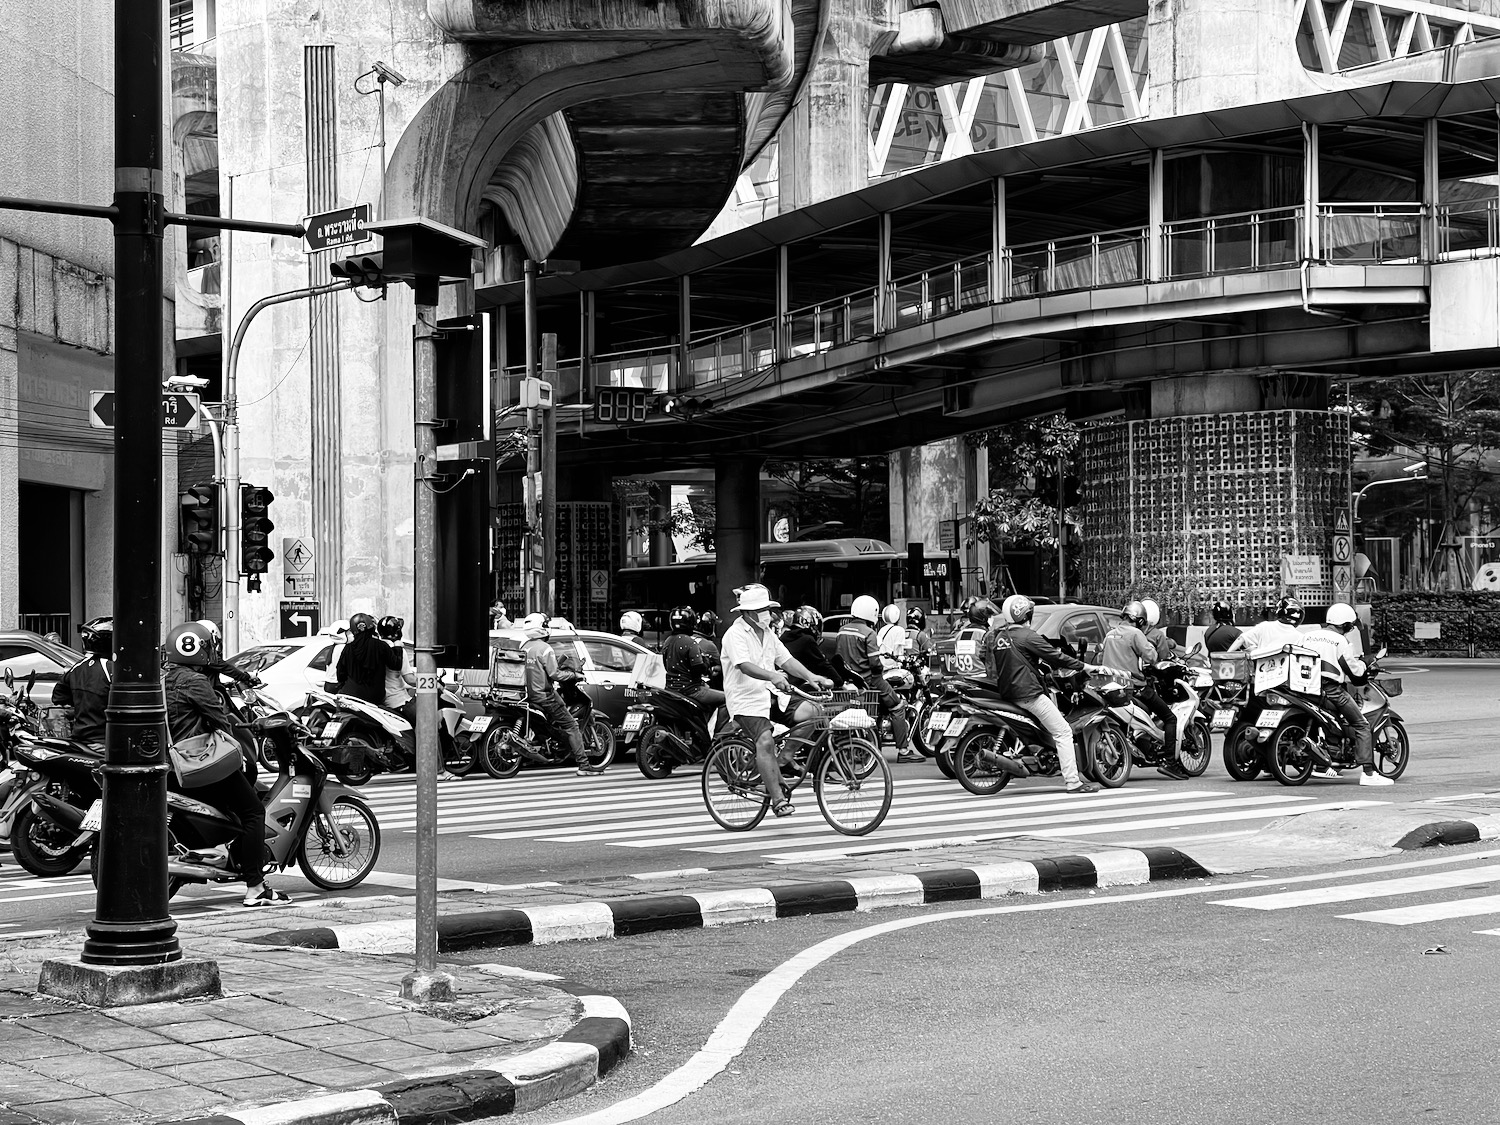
372,60 -> 407,86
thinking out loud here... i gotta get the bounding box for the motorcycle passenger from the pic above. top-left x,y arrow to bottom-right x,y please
1141,599 -> 1178,660
1204,601 -> 1242,653
905,607 -> 936,666
662,607 -> 726,713
695,611 -> 723,688
721,584 -> 832,818
520,613 -> 606,777
54,616 -> 114,748
1228,596 -> 1308,653
162,622 -> 289,908
953,596 -> 995,680
781,606 -> 838,686
984,594 -> 1111,794
837,595 -> 913,760
620,611 -> 645,644
1101,600 -> 1183,778
377,616 -> 415,723
335,613 -> 401,705
1302,604 -> 1391,788
876,604 -> 907,674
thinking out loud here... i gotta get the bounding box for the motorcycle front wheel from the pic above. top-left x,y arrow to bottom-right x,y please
1373,720 -> 1410,780
953,728 -> 1014,796
584,720 -> 617,771
1222,723 -> 1262,781
636,725 -> 676,779
1267,720 -> 1315,786
481,726 -> 525,778
298,796 -> 381,889
1177,718 -> 1212,777
12,804 -> 91,877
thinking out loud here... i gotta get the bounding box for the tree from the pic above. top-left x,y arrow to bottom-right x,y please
1351,372 -> 1500,588
763,457 -> 889,541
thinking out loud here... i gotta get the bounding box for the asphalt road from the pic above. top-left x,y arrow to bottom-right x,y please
473,840 -> 1500,1125
0,662 -> 1494,936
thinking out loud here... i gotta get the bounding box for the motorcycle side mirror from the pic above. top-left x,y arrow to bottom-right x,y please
24,671 -> 35,696
1191,642 -> 1205,655
3,668 -> 11,691
1376,646 -> 1387,660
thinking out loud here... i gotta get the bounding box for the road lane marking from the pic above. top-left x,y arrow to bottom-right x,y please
1340,894 -> 1500,924
1212,863 -> 1500,910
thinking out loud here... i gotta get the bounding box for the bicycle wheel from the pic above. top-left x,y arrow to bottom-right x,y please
815,735 -> 892,836
701,737 -> 770,831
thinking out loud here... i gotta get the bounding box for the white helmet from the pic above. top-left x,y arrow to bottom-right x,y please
851,595 -> 880,624
881,604 -> 902,626
1000,594 -> 1035,624
1142,599 -> 1161,628
519,612 -> 549,636
620,610 -> 643,634
1325,603 -> 1357,631
195,619 -> 222,645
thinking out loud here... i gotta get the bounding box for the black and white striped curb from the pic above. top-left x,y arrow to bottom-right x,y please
162,995 -> 629,1125
248,847 -> 1210,954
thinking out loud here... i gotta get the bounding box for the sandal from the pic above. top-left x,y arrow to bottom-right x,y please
771,799 -> 795,818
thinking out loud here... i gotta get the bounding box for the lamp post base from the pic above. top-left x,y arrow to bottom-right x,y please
38,957 -> 221,1008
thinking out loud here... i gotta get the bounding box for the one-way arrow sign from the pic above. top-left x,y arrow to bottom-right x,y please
88,391 -> 201,430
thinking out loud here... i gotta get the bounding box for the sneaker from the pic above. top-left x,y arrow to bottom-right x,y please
896,752 -> 925,764
1359,771 -> 1395,787
1156,764 -> 1190,780
575,763 -> 608,776
243,884 -> 292,908
1064,781 -> 1100,794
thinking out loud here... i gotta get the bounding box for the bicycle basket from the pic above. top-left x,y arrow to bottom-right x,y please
819,689 -> 880,730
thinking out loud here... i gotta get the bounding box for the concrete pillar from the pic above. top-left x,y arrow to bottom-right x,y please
649,480 -> 673,566
0,334 -> 16,629
714,455 -> 763,624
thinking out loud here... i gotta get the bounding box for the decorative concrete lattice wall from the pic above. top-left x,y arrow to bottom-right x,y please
497,502 -> 618,631
1080,410 -> 1351,613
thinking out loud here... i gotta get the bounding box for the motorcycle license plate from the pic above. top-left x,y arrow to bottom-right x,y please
1211,708 -> 1236,731
322,720 -> 344,739
467,715 -> 492,734
945,716 -> 968,736
1255,709 -> 1286,729
927,711 -> 951,735
79,799 -> 103,833
623,712 -> 646,731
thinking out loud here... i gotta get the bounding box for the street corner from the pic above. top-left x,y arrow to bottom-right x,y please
1171,800 -> 1500,875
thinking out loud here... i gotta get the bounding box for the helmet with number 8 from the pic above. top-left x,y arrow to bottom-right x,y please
1325,603 -> 1357,632
165,621 -> 219,667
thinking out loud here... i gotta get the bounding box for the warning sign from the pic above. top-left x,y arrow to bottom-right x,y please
590,569 -> 609,603
1332,564 -> 1352,595
1335,510 -> 1350,534
1332,534 -> 1351,563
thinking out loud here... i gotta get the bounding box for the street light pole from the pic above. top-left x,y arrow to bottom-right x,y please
523,259 -> 539,614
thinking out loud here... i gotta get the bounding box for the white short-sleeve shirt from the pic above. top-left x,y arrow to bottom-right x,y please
721,615 -> 792,718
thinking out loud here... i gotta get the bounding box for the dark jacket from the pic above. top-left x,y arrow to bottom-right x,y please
984,623 -> 1084,702
662,633 -> 711,692
54,655 -> 111,744
336,633 -> 401,704
164,663 -> 235,743
1204,622 -> 1242,653
783,629 -> 835,683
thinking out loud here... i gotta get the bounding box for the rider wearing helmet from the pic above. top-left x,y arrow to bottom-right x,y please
693,610 -> 723,688
519,612 -> 604,776
952,596 -> 999,681
1140,599 -> 1178,660
876,603 -> 907,674
836,594 -> 911,757
1101,599 -> 1184,776
333,612 -> 401,705
1228,596 -> 1307,653
781,606 -> 837,686
619,611 -> 645,643
983,594 -> 1112,794
54,617 -> 114,747
1302,604 -> 1390,787
905,606 -> 935,665
1204,601 -> 1241,653
375,616 -> 416,718
662,607 -> 726,712
163,622 -> 289,907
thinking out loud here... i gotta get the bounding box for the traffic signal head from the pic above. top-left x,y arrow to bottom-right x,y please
329,252 -> 387,289
180,485 -> 219,556
240,485 -> 276,577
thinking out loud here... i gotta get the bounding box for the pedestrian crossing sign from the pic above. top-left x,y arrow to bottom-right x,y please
1335,510 -> 1350,534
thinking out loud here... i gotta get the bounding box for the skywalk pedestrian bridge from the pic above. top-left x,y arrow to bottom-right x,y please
480,73 -> 1500,470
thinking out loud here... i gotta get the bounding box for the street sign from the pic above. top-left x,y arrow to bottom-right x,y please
279,600 -> 320,639
1335,509 -> 1350,534
282,536 -> 315,574
1332,563 -> 1352,595
590,569 -> 609,603
1281,554 -> 1323,586
938,520 -> 957,552
284,574 -> 315,597
302,204 -> 371,252
88,391 -> 200,430
1331,534 -> 1351,563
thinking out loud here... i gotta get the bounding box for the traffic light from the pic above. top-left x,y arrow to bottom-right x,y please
329,252 -> 387,289
179,485 -> 219,556
240,485 -> 276,586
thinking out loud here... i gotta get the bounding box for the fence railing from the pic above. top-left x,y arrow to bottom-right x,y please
789,287 -> 879,355
1005,226 -> 1148,298
1319,201 -> 1424,263
1438,196 -> 1500,259
18,613 -> 70,638
1162,206 -> 1304,279
888,255 -> 990,330
687,316 -> 778,388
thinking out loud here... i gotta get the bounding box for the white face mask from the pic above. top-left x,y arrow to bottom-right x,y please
750,609 -> 772,628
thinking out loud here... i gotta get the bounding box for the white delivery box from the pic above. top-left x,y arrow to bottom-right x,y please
630,651 -> 667,689
1251,646 -> 1321,696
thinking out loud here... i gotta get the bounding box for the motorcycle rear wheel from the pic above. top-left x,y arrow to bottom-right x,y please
584,720 -> 617,771
636,726 -> 676,780
953,729 -> 1014,796
1267,721 -> 1315,786
11,804 -> 90,877
1222,723 -> 1262,781
481,727 -> 524,778
935,747 -> 956,779
1373,720 -> 1410,780
333,734 -> 378,787
1090,724 -> 1132,789
298,796 -> 381,889
1177,719 -> 1212,777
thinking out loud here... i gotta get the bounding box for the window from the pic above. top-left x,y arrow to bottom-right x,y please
549,639 -> 581,672
230,644 -> 303,675
1059,613 -> 1106,647
306,644 -> 337,672
0,646 -> 68,679
582,639 -> 638,673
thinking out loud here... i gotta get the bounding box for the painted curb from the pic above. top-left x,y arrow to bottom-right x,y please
161,996 -> 629,1125
248,847 -> 1210,954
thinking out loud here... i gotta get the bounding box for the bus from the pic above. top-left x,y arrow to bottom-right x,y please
616,537 -> 905,624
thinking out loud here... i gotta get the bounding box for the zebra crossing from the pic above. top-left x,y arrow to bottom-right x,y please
356,769 -> 1393,864
1210,849 -> 1500,933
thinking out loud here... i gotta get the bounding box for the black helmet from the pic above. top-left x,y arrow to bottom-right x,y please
695,610 -> 719,637
1211,600 -> 1234,625
77,616 -> 113,657
906,606 -> 925,629
790,605 -> 822,633
966,598 -> 999,627
669,606 -> 697,634
1276,596 -> 1304,625
349,612 -> 376,635
376,615 -> 404,641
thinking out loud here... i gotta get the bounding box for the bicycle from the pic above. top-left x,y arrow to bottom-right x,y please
700,688 -> 893,836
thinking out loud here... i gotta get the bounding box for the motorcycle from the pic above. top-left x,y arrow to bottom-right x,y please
11,731 -> 105,877
626,684 -> 720,780
477,676 -> 616,778
1237,646 -> 1408,786
0,670 -> 61,857
934,667 -> 1130,795
1199,652 -> 1264,780
1094,659 -> 1213,778
300,684 -> 479,785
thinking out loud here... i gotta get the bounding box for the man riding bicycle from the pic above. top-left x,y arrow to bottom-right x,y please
721,584 -> 833,818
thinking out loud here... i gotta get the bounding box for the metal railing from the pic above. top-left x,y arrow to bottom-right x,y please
591,346 -> 674,393
1005,226 -> 1148,298
18,613 -> 70,638
1162,206 -> 1304,279
1319,202 -> 1423,263
1438,197 -> 1500,259
888,255 -> 990,330
688,316 -> 777,388
789,287 -> 879,354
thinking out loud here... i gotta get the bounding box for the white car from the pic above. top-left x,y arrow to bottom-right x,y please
227,634 -> 341,711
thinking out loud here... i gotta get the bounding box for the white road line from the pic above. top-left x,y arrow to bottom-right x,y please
1341,895 -> 1500,925
357,871 -> 516,892
1211,863 -> 1500,910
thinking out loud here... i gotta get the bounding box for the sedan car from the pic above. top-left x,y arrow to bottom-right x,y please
228,634 -> 342,711
0,629 -> 84,713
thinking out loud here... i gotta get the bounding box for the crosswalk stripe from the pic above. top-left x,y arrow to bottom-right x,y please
1210,864 -> 1500,910
1340,895 -> 1500,925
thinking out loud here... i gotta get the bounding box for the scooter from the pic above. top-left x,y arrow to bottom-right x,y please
11,734 -> 105,877
478,676 -> 616,778
626,683 -> 721,779
1095,659 -> 1213,778
300,685 -> 478,784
